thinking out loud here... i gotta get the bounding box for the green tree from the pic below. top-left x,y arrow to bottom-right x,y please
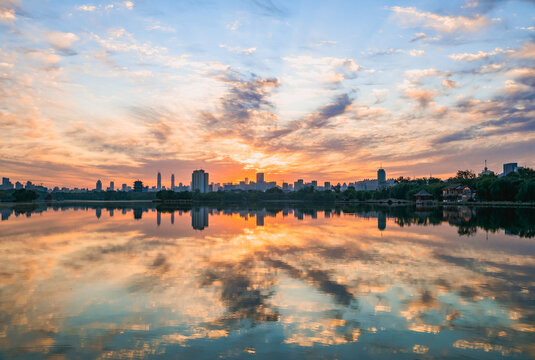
12,189 -> 39,202
516,180 -> 535,202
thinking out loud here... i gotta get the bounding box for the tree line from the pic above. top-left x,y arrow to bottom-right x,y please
1,167 -> 534,203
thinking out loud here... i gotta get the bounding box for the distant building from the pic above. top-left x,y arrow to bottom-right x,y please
95,180 -> 102,192
414,189 -> 434,205
108,181 -> 114,191
15,181 -> 23,190
377,168 -> 386,188
122,183 -> 127,192
355,179 -> 378,191
479,160 -> 494,177
171,174 -> 175,190
503,163 -> 518,176
192,169 -> 209,193
311,180 -> 318,189
256,173 -> 264,184
157,172 -> 162,190
442,184 -> 474,202
0,177 -> 13,190
294,179 -> 304,191
133,180 -> 143,192
324,181 -> 331,190
256,173 -> 265,191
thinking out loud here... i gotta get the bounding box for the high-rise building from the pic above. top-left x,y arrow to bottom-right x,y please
96,180 -> 102,192
503,163 -> 518,175
1,177 -> 13,190
324,181 -> 331,190
122,183 -> 127,192
15,181 -> 23,190
171,174 -> 175,190
133,180 -> 143,192
256,173 -> 264,184
109,181 -> 114,191
157,172 -> 162,190
377,168 -> 386,187
192,169 -> 209,193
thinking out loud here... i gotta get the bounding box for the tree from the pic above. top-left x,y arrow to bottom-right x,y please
516,180 -> 535,202
456,170 -> 476,180
12,189 -> 39,202
518,167 -> 535,179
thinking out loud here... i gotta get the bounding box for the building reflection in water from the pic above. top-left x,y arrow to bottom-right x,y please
133,207 -> 143,220
256,211 -> 265,226
0,204 -> 534,358
378,212 -> 386,231
95,207 -> 101,219
191,207 -> 209,230
157,211 -> 161,226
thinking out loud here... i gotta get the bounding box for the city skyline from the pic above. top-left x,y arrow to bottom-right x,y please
1,161 -> 525,192
1,0 -> 534,188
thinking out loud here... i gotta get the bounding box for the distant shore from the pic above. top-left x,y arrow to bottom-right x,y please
1,199 -> 534,207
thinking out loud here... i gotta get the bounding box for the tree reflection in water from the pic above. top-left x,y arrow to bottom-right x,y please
0,203 -> 534,359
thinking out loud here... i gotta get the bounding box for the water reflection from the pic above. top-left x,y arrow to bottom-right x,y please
0,204 -> 534,359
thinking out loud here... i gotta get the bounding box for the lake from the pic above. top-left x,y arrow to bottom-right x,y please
0,203 -> 534,359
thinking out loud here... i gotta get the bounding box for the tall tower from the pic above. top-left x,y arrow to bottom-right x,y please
256,172 -> 265,191
96,179 -> 102,192
157,171 -> 162,190
171,174 -> 175,190
256,173 -> 264,184
377,168 -> 386,188
192,169 -> 209,193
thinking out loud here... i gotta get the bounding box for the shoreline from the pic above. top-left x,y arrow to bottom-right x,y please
1,199 -> 534,207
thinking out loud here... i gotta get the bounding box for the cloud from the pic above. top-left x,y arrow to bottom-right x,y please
123,1 -> 134,10
251,0 -> 287,17
433,69 -> 535,145
227,20 -> 240,31
462,0 -> 479,8
365,48 -> 424,57
404,68 -> 442,82
76,4 -> 96,11
391,6 -> 490,33
449,48 -> 514,62
146,24 -> 176,33
402,88 -> 437,107
219,44 -> 256,55
408,49 -> 425,57
410,32 -> 442,43
306,93 -> 353,128
45,31 -> 79,54
0,7 -> 15,22
514,42 -> 535,59
201,76 -> 280,140
282,55 -> 360,84
372,89 -> 389,104
442,79 -> 457,88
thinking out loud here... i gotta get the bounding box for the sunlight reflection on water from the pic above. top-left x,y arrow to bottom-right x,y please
0,204 -> 534,359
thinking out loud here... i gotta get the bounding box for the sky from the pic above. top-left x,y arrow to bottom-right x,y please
0,0 -> 534,188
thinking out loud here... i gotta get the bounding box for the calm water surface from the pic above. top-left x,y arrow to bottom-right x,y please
0,204 -> 534,359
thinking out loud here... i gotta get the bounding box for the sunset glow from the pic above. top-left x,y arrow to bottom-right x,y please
1,0 -> 534,188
